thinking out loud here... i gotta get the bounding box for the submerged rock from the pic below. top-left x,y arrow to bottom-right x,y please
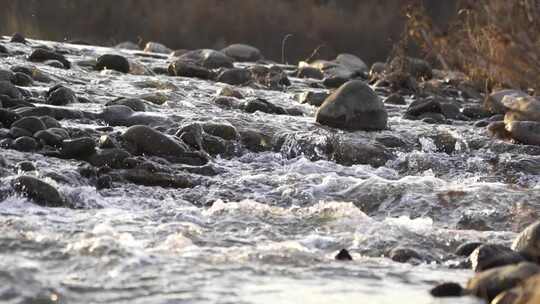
316,80 -> 387,131
11,175 -> 67,207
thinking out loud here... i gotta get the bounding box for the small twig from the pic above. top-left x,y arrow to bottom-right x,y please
303,44 -> 326,63
281,34 -> 293,65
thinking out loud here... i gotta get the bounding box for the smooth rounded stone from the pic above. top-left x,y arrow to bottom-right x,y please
0,81 -> 23,99
512,221 -> 540,262
202,123 -> 238,140
44,60 -> 65,69
122,125 -> 189,159
168,60 -> 214,79
34,128 -> 69,147
39,116 -> 62,129
297,91 -> 329,107
11,33 -> 27,44
430,282 -> 463,298
456,242 -> 484,257
491,274 -> 540,304
316,80 -> 387,131
9,127 -> 32,138
85,148 -> 131,168
213,96 -> 241,109
240,130 -> 272,152
506,121 -> 540,146
488,121 -> 513,141
335,249 -> 353,261
467,262 -> 540,303
0,69 -> 14,82
60,137 -> 96,157
242,98 -> 287,115
105,98 -> 146,112
28,48 -> 71,69
485,90 -> 530,115
440,102 -> 462,120
389,247 -> 423,263
11,72 -> 33,87
17,106 -> 87,121
16,161 -> 36,172
296,66 -> 324,79
332,140 -> 392,167
405,98 -> 441,118
12,136 -> 38,152
470,244 -> 526,272
144,42 -> 172,54
46,85 -> 77,106
218,86 -> 243,99
176,123 -> 204,150
221,44 -> 262,62
202,134 -> 227,155
11,175 -> 67,207
96,54 -> 130,73
322,75 -> 350,88
216,68 -> 252,85
334,53 -> 368,74
384,93 -> 406,105
11,116 -> 47,135
179,49 -> 234,69
0,109 -> 22,127
463,105 -> 491,119
115,41 -> 140,50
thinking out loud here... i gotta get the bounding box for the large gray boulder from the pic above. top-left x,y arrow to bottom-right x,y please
334,53 -> 368,74
221,44 -> 262,62
316,80 -> 387,131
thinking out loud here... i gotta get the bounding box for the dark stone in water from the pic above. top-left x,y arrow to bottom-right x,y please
389,247 -> 422,263
11,72 -> 33,87
96,54 -> 130,73
96,175 -> 113,190
202,123 -> 238,140
216,68 -> 252,86
60,137 -> 96,158
242,98 -> 287,115
316,80 -> 387,131
179,49 -> 234,69
12,136 -> 38,151
34,128 -> 69,147
28,48 -> 71,69
0,81 -> 23,99
11,33 -> 27,44
470,244 -> 526,272
105,98 -> 146,112
46,85 -> 77,106
221,44 -> 262,62
240,130 -> 272,152
384,93 -> 406,105
85,148 -> 131,168
16,161 -> 36,172
11,175 -> 67,207
11,116 -> 47,135
0,109 -> 22,127
430,282 -> 463,298
296,66 -> 324,80
9,127 -> 32,139
297,91 -> 329,107
455,242 -> 484,257
40,116 -> 62,129
118,168 -> 195,188
335,249 -> 353,261
168,60 -> 214,79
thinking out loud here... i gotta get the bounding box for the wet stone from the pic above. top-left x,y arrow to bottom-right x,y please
12,175 -> 67,207
12,136 -> 39,152
28,48 -> 71,69
429,282 -> 463,298
470,244 -> 526,272
335,249 -> 353,261
96,54 -> 130,73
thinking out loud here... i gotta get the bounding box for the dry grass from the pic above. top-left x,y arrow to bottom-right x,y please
407,0 -> 540,93
0,0 -> 453,64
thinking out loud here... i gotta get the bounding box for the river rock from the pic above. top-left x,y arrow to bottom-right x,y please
0,81 -> 23,100
12,175 -> 67,207
11,33 -> 27,44
168,60 -> 214,79
34,128 -> 69,147
179,49 -> 233,69
296,66 -> 324,80
430,282 -> 463,298
11,116 -> 46,135
12,136 -> 39,151
297,91 -> 329,107
384,93 -> 406,105
85,148 -> 131,168
512,221 -> 540,262
389,247 -> 423,263
105,98 -> 146,112
122,125 -> 189,159
202,123 -> 238,140
455,242 -> 484,257
506,121 -> 540,146
221,44 -> 262,62
491,274 -> 540,304
60,137 -> 96,158
218,86 -> 243,99
28,48 -> 71,69
144,42 -> 172,54
242,98 -> 287,115
335,249 -> 353,261
96,54 -> 130,73
0,109 -> 22,127
467,262 -> 540,302
334,53 -> 368,74
46,85 -> 77,106
216,68 -> 252,85
470,244 -> 526,272
316,80 -> 387,131
485,90 -> 530,115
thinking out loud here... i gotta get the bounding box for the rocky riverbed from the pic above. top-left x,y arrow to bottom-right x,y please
0,34 -> 540,304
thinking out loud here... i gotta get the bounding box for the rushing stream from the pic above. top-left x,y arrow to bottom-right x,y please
0,37 -> 538,304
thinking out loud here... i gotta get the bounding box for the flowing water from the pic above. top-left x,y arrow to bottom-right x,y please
0,37 -> 538,304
